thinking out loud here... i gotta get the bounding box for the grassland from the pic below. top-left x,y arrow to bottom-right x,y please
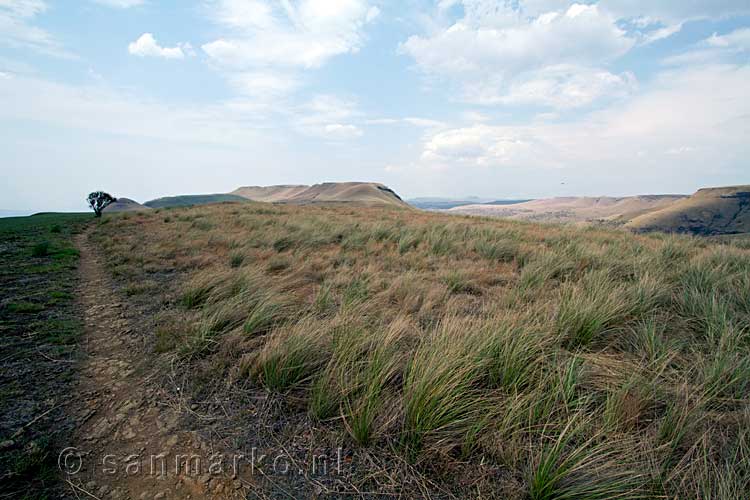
144,193 -> 249,209
91,203 -> 750,498
0,212 -> 90,498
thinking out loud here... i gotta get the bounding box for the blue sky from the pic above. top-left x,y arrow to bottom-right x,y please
1,0 -> 749,211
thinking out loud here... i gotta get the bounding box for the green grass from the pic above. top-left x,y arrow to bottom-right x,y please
31,240 -> 50,257
0,212 -> 89,498
253,319 -> 330,391
528,417 -> 646,500
229,250 -> 245,268
5,301 -> 45,313
143,193 -> 248,209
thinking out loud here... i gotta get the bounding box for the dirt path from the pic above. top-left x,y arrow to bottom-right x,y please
62,230 -> 244,500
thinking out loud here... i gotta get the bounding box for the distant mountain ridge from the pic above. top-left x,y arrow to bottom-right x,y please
448,195 -> 687,224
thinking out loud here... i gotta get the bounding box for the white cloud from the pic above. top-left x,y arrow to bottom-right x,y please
707,28 -> 750,51
305,94 -> 359,122
401,1 -> 750,109
228,70 -> 300,98
473,65 -> 637,108
421,125 -> 540,167
365,6 -> 380,23
663,28 -> 750,67
461,111 -> 490,123
323,123 -> 363,139
514,1 -> 750,28
666,146 -> 696,155
203,0 -> 377,69
0,0 -> 46,17
202,0 -> 378,103
418,63 -> 750,174
600,0 -> 750,25
128,33 -> 191,59
403,4 -> 631,76
400,3 -> 634,108
292,94 -> 364,140
366,117 -> 447,129
0,0 -> 72,57
0,73 -> 270,145
91,0 -> 145,7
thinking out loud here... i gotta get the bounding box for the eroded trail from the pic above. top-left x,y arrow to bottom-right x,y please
63,230 -> 243,500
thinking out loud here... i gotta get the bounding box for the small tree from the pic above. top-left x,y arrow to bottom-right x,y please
87,191 -> 117,217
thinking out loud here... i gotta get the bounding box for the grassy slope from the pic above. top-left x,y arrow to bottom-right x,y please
627,186 -> 750,235
0,213 -> 91,498
92,204 -> 750,498
144,193 -> 248,209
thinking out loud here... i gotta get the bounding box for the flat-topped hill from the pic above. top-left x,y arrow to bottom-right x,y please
232,182 -> 408,207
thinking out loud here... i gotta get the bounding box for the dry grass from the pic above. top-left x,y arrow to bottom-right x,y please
92,201 -> 750,498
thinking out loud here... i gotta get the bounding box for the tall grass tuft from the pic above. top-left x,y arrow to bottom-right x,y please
401,317 -> 491,457
253,318 -> 330,391
556,270 -> 636,348
480,314 -> 548,390
528,416 -> 646,500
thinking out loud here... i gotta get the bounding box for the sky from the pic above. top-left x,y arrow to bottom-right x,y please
1,0 -> 749,212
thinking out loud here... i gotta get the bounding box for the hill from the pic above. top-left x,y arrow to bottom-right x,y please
102,197 -> 151,212
448,195 -> 686,224
232,182 -> 408,207
143,193 -> 248,209
86,202 -> 750,498
626,185 -> 750,235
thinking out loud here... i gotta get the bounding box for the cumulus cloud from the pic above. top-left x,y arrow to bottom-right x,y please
128,33 -> 191,59
401,1 -> 750,109
400,2 -> 634,109
403,4 -> 631,76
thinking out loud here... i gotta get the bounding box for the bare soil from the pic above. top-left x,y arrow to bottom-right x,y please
62,231 -> 243,499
